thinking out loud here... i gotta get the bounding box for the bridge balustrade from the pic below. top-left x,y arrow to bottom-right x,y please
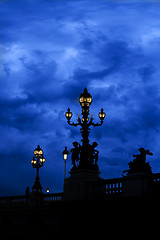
86,177 -> 123,199
0,173 -> 160,207
0,192 -> 63,208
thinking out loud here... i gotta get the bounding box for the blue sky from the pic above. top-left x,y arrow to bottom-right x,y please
1,0 -> 160,196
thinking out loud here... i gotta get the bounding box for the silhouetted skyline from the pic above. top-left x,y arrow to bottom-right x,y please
0,0 -> 160,196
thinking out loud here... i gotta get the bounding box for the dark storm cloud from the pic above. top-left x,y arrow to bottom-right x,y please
71,65 -> 118,81
138,64 -> 156,82
62,39 -> 133,103
20,58 -> 59,96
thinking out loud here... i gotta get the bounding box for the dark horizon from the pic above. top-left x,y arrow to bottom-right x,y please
0,0 -> 160,197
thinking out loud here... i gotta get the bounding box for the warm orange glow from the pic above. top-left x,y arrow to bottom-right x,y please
99,108 -> 106,120
65,108 -> 73,120
79,88 -> 92,107
40,157 -> 45,163
34,145 -> 43,157
87,97 -> 92,103
82,117 -> 89,122
79,97 -> 84,103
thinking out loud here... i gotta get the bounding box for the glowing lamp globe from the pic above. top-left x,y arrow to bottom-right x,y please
31,157 -> 37,166
79,88 -> 92,107
99,108 -> 106,121
63,147 -> 69,160
65,108 -> 73,121
34,145 -> 43,157
40,155 -> 46,164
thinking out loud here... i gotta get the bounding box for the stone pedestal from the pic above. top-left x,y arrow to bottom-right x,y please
63,169 -> 101,201
30,191 -> 44,206
123,172 -> 152,197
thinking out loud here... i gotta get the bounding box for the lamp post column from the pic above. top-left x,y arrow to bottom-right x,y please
64,159 -> 67,180
32,163 -> 42,192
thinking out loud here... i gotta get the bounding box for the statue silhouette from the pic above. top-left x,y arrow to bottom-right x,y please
88,142 -> 99,169
25,186 -> 30,205
70,142 -> 81,167
124,147 -> 153,174
25,186 -> 30,197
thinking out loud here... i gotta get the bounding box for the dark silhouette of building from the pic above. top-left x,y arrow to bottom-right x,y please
0,89 -> 160,238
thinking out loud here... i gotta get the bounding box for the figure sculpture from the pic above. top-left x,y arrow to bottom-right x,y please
70,141 -> 99,170
124,147 -> 153,174
70,142 -> 81,167
88,142 -> 99,169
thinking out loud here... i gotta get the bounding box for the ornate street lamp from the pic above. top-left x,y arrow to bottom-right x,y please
31,145 -> 46,192
65,88 -> 106,170
63,147 -> 69,180
99,108 -> 106,122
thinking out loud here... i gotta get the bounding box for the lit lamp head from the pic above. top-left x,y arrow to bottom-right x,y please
99,108 -> 106,121
31,156 -> 37,166
65,108 -> 73,121
63,147 -> 69,160
40,155 -> 46,164
79,88 -> 92,107
46,186 -> 50,193
34,145 -> 43,157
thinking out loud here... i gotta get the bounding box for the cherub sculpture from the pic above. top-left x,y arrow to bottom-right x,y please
70,141 -> 81,167
88,142 -> 99,168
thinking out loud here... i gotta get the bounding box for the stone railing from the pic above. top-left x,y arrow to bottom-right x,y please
0,172 -> 160,207
86,177 -> 123,200
152,173 -> 160,194
43,192 -> 63,206
0,195 -> 27,208
86,172 -> 160,200
153,172 -> 160,182
0,192 -> 63,209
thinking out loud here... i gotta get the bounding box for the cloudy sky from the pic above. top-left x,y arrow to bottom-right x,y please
1,0 -> 160,196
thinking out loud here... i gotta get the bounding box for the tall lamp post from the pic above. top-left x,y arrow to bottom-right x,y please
31,145 -> 46,192
65,88 -> 106,170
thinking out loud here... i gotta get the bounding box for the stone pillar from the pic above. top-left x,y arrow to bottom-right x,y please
30,191 -> 44,206
123,172 -> 152,197
63,169 -> 102,201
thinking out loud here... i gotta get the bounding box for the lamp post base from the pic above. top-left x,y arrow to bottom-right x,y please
63,169 -> 102,201
123,172 -> 152,197
32,176 -> 43,193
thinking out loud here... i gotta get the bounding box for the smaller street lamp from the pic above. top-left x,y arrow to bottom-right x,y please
46,186 -> 50,193
98,108 -> 106,123
65,108 -> 73,122
31,145 -> 46,193
63,147 -> 69,180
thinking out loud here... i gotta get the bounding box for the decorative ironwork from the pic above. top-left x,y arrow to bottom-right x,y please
65,88 -> 106,170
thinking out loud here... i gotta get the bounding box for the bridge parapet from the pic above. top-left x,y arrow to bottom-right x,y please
86,177 -> 123,200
